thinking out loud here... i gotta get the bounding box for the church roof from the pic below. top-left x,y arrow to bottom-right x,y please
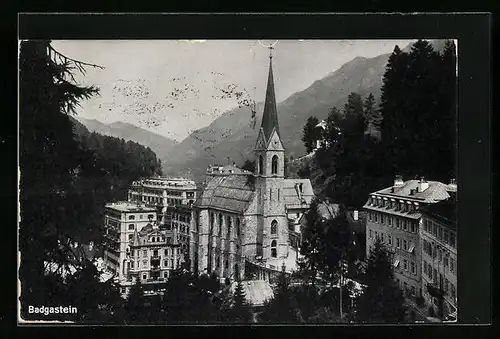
194,174 -> 255,214
260,57 -> 280,143
282,179 -> 315,209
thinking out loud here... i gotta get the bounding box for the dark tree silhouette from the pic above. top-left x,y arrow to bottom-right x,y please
259,269 -> 301,323
125,276 -> 145,324
229,278 -> 253,323
302,116 -> 320,153
355,238 -> 407,323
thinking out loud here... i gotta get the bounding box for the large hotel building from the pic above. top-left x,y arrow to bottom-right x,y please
128,177 -> 196,261
103,201 -> 185,296
421,194 -> 457,319
363,176 -> 456,301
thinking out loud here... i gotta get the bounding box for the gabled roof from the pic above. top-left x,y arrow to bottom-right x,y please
282,179 -> 315,209
194,174 -> 256,214
259,57 -> 280,143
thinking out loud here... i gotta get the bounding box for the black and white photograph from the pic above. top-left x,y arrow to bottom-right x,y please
18,34 -> 461,325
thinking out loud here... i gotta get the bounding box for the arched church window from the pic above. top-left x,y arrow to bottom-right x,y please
271,240 -> 277,258
218,213 -> 223,235
272,155 -> 278,174
271,220 -> 278,235
227,216 -> 232,238
210,213 -> 215,235
236,218 -> 241,237
259,155 -> 264,175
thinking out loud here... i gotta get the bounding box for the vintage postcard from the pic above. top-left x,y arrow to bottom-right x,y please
18,33 -> 461,324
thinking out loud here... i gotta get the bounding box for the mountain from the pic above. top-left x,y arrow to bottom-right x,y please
161,52 -> 390,182
157,40 -> 449,183
74,117 -> 178,163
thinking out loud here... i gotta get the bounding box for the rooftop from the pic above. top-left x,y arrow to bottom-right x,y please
421,198 -> 457,229
231,280 -> 274,307
282,179 -> 315,209
105,201 -> 157,213
372,179 -> 451,203
194,174 -> 255,214
206,164 -> 253,176
131,177 -> 196,188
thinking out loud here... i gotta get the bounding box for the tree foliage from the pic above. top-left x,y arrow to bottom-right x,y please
228,278 -> 253,323
379,40 -> 457,182
302,116 -> 320,153
19,40 -> 161,322
259,270 -> 301,323
308,40 -> 456,210
19,40 -> 101,315
355,238 -> 407,323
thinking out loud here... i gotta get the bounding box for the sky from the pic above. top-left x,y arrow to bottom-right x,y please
51,40 -> 415,142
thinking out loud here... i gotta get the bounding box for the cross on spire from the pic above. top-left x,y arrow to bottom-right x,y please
268,45 -> 274,59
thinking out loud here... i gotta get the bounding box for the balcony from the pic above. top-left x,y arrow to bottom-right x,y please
426,282 -> 445,298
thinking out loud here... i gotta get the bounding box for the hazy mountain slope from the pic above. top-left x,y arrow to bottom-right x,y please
75,117 -> 178,161
156,39 -> 449,182
162,53 -> 390,182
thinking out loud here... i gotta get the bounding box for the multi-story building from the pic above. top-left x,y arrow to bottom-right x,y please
191,52 -> 315,283
421,193 -> 457,320
128,177 -> 196,262
102,201 -> 184,296
363,176 -> 454,299
128,177 -> 197,221
122,223 -> 184,296
103,201 -> 158,278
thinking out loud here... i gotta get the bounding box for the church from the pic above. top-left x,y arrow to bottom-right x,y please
190,51 -> 315,283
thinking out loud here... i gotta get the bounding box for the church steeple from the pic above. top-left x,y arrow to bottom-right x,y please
260,55 -> 280,143
254,48 -> 285,178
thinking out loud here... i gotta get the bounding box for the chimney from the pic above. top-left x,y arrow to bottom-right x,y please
448,178 -> 457,191
353,210 -> 359,221
418,177 -> 429,192
394,175 -> 404,188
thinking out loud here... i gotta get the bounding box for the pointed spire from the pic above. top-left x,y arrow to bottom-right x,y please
260,54 -> 280,142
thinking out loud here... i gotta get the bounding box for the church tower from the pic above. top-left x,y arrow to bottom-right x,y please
254,50 -> 288,261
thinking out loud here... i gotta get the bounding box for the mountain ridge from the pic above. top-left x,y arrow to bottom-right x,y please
74,117 -> 178,165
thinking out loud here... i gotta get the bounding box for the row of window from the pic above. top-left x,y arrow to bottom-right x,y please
369,229 -> 415,254
395,258 -> 417,275
171,224 -> 190,234
173,214 -> 191,223
136,270 -> 170,281
368,196 -> 419,213
368,212 -> 418,234
258,155 -> 280,175
128,214 -> 155,221
129,248 -> 179,258
422,243 -> 455,273
128,258 -> 178,270
423,219 -> 456,248
423,262 -> 456,300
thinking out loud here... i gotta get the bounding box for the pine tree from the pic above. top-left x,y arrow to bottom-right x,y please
19,40 -> 100,316
321,206 -> 357,284
355,238 -> 406,323
363,93 -> 381,137
297,199 -> 324,287
259,269 -> 301,323
230,278 -> 253,323
125,276 -> 145,324
302,116 -> 320,153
